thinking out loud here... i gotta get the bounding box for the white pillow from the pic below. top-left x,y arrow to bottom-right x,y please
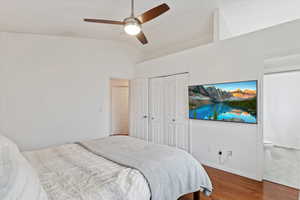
0,135 -> 20,159
0,135 -> 48,200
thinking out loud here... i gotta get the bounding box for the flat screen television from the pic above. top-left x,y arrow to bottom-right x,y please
189,80 -> 257,124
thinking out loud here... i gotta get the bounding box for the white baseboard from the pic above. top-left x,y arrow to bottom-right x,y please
263,176 -> 300,190
201,160 -> 261,181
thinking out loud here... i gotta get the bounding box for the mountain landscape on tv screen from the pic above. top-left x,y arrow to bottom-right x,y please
189,81 -> 257,123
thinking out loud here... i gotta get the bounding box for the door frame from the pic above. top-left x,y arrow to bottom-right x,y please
262,54 -> 300,183
109,78 -> 130,136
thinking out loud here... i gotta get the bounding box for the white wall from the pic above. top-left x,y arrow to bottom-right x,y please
220,0 -> 300,39
0,32 -> 136,151
135,19 -> 300,180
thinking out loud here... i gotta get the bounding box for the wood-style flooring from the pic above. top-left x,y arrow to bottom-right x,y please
180,166 -> 299,200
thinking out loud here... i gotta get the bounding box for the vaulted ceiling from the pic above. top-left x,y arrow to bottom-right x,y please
1,0 -> 300,61
0,0 -> 219,60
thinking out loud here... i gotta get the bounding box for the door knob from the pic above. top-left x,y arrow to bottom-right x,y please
151,117 -> 155,120
143,115 -> 148,119
172,119 -> 176,122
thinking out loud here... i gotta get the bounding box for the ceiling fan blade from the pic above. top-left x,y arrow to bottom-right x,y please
137,3 -> 170,24
136,31 -> 148,45
84,18 -> 124,25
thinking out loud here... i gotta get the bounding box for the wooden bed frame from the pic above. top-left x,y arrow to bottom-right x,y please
180,191 -> 200,200
193,191 -> 200,200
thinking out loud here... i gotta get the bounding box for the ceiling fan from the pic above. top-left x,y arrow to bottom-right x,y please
83,0 -> 170,45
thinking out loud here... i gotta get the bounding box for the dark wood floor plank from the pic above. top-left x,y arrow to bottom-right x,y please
179,166 -> 299,200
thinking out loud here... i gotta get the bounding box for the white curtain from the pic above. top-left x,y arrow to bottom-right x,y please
264,71 -> 300,149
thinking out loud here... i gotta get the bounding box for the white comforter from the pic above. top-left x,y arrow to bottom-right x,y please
23,144 -> 151,200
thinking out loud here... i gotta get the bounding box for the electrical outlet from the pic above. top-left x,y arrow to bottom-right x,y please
218,150 -> 223,165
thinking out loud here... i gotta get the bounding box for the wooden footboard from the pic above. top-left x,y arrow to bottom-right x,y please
193,191 -> 200,200
178,190 -> 201,200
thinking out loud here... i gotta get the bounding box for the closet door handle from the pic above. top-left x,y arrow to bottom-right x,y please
172,119 -> 176,122
143,115 -> 148,119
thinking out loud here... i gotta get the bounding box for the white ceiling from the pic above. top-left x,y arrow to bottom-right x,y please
0,0 -> 219,60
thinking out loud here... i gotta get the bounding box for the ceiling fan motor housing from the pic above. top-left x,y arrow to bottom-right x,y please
124,17 -> 141,26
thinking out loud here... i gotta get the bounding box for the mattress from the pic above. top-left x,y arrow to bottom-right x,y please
23,144 -> 151,200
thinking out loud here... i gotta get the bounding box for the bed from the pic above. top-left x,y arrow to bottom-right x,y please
1,135 -> 212,200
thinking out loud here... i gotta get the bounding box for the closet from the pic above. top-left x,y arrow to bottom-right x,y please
130,73 -> 190,152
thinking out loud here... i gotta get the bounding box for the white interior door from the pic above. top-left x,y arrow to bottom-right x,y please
130,78 -> 149,140
130,74 -> 189,151
174,74 -> 190,151
149,78 -> 165,144
164,76 -> 177,147
111,86 -> 129,135
163,74 -> 190,151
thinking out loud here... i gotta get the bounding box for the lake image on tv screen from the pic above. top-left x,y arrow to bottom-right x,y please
189,81 -> 257,124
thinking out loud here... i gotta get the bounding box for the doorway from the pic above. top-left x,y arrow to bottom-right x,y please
110,79 -> 130,136
263,71 -> 300,190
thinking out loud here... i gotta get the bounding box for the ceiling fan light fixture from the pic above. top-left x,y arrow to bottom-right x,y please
124,18 -> 141,36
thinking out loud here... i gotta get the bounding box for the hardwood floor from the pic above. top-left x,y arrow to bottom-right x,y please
180,166 -> 299,200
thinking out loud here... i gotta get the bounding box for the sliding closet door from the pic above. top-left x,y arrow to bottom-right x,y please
130,79 -> 149,140
174,74 -> 190,151
149,78 -> 165,144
